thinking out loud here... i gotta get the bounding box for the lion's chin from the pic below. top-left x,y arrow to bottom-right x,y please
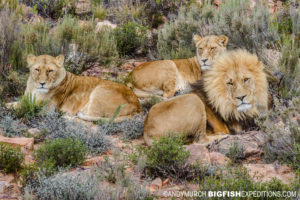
237,104 -> 252,112
35,88 -> 49,94
201,65 -> 211,71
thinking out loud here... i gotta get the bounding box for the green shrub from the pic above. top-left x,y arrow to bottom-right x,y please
11,16 -> 118,75
35,138 -> 88,169
157,6 -> 201,59
0,143 -> 24,173
21,164 -> 39,188
114,22 -> 147,56
141,136 -> 192,180
21,0 -> 71,19
15,93 -> 48,120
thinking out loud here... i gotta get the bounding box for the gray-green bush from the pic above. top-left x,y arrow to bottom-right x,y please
157,6 -> 201,59
256,98 -> 300,171
36,108 -> 111,154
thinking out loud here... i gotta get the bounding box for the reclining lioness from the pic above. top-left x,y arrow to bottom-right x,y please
128,35 -> 228,98
8,54 -> 141,122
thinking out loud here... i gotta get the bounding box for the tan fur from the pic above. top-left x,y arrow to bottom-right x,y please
128,35 -> 228,98
143,50 -> 268,146
15,54 -> 142,121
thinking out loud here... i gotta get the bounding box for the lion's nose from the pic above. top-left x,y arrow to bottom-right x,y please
201,58 -> 208,63
40,82 -> 46,87
236,95 -> 246,101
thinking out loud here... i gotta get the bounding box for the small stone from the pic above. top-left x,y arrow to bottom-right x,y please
185,143 -> 211,165
162,178 -> 170,186
210,151 -> 230,165
0,181 -> 10,193
0,135 -> 34,150
82,156 -> 103,166
95,20 -> 117,33
27,128 -> 40,136
150,178 -> 162,191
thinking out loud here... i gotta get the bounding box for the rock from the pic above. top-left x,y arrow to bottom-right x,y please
0,181 -> 10,193
150,178 -> 162,191
27,128 -> 40,136
244,164 -> 295,185
185,143 -> 211,165
210,152 -> 230,165
208,131 -> 266,162
82,156 -> 103,166
95,20 -> 117,33
75,0 -> 91,15
0,135 -> 34,151
162,178 -> 170,186
0,173 -> 20,199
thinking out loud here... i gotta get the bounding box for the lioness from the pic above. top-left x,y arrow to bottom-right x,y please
10,54 -> 141,121
144,50 -> 268,146
128,35 -> 228,98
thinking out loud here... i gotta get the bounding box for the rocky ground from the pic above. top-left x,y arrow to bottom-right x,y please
0,120 -> 296,199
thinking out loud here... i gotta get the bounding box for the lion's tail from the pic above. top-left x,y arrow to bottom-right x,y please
77,112 -> 129,122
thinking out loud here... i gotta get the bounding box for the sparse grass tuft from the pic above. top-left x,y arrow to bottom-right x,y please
227,139 -> 245,164
141,95 -> 163,111
15,93 -> 48,120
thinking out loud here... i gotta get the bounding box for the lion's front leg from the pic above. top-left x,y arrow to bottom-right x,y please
206,106 -> 230,135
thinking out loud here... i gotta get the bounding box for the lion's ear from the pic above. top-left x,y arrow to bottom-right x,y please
27,54 -> 36,67
55,55 -> 65,67
217,35 -> 229,47
193,35 -> 202,44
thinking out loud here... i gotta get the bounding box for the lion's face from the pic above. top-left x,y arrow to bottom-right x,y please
193,35 -> 228,71
204,50 -> 268,121
27,55 -> 66,93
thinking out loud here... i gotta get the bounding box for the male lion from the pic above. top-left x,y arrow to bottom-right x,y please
128,35 -> 228,98
9,54 -> 141,121
144,50 -> 268,146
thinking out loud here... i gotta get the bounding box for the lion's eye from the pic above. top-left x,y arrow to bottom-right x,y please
244,78 -> 249,83
227,82 -> 233,86
35,69 -> 40,72
48,70 -> 54,73
211,47 -> 216,51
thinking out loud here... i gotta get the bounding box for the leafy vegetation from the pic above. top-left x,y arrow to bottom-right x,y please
0,143 -> 24,173
15,93 -> 48,120
114,22 -> 147,56
140,136 -> 208,181
35,138 -> 88,169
